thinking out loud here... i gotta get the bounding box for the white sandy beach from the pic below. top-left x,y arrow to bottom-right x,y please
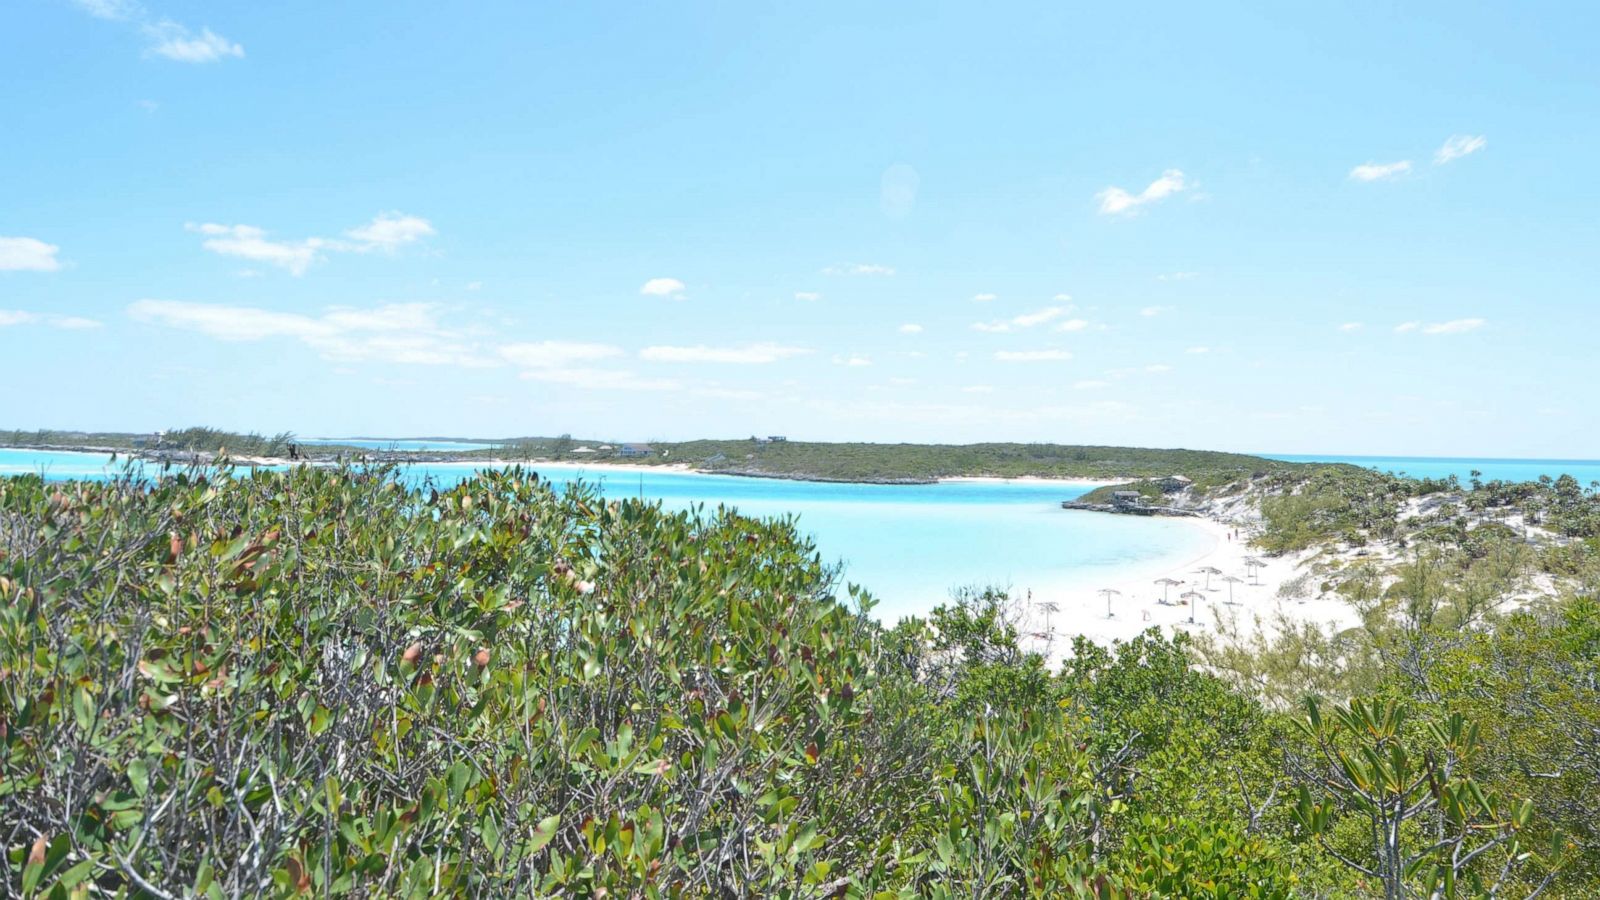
1018,515 -> 1359,660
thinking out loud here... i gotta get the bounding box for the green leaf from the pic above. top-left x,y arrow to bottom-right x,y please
128,758 -> 150,796
529,814 -> 561,854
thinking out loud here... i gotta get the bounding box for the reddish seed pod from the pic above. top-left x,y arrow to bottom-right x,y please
474,648 -> 491,668
401,643 -> 422,665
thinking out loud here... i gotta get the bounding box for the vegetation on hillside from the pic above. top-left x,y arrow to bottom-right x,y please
2,463 -> 1592,896
2,428 -> 306,458
644,439 -> 1298,484
5,427 -> 1317,485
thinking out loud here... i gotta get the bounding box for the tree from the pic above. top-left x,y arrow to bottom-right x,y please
1291,698 -> 1560,898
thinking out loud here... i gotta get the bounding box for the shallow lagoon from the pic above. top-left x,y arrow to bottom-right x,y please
0,449 -> 1210,623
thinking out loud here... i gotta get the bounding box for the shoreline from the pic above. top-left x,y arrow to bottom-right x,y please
5,443 -> 1349,652
0,446 -> 1118,488
1016,513 -> 1347,661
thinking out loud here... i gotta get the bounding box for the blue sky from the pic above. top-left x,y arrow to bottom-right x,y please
4,1 -> 1597,455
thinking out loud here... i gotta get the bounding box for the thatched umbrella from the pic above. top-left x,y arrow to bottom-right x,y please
1195,565 -> 1223,590
1034,600 -> 1060,643
1221,574 -> 1245,604
1181,590 -> 1206,625
1154,577 -> 1183,604
1098,588 -> 1122,619
1244,557 -> 1267,586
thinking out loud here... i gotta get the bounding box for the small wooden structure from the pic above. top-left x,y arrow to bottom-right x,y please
1111,490 -> 1144,508
1157,474 -> 1193,493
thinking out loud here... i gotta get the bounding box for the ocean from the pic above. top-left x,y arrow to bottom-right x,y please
299,438 -> 497,451
1264,454 -> 1600,486
5,447 -> 1593,623
0,449 -> 1206,623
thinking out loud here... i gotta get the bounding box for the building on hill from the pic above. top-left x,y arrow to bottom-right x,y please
618,443 -> 653,458
767,435 -> 788,442
1157,474 -> 1193,493
1112,490 -> 1144,508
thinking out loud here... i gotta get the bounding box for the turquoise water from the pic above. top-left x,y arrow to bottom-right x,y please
0,449 -> 1208,623
12,447 -> 1594,621
301,438 -> 496,451
1266,454 -> 1600,486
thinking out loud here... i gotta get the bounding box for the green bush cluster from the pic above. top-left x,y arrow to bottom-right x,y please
0,464 -> 1589,896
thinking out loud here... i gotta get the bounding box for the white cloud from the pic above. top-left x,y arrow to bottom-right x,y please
73,0 -> 140,20
1145,363 -> 1172,373
51,315 -> 104,330
144,22 -> 243,63
823,263 -> 895,276
1012,306 -> 1066,328
0,237 -> 62,272
1349,160 -> 1412,182
1394,321 -> 1420,333
1139,305 -> 1171,317
520,368 -> 680,392
0,311 -> 37,327
794,291 -> 822,302
499,341 -> 623,368
189,223 -> 324,275
1338,322 -> 1364,332
1073,379 -> 1110,390
188,213 -> 435,275
1055,318 -> 1089,332
130,299 -> 325,342
1434,135 -> 1486,165
1185,346 -> 1209,354
1096,169 -> 1188,215
127,299 -> 489,366
345,212 -> 435,251
972,292 -> 998,303
639,342 -> 812,364
995,349 -> 1071,362
71,1 -> 244,65
1052,293 -> 1073,302
973,305 -> 1067,333
832,354 -> 872,367
500,341 -> 680,392
898,323 -> 923,334
640,277 -> 686,297
1421,318 -> 1486,335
